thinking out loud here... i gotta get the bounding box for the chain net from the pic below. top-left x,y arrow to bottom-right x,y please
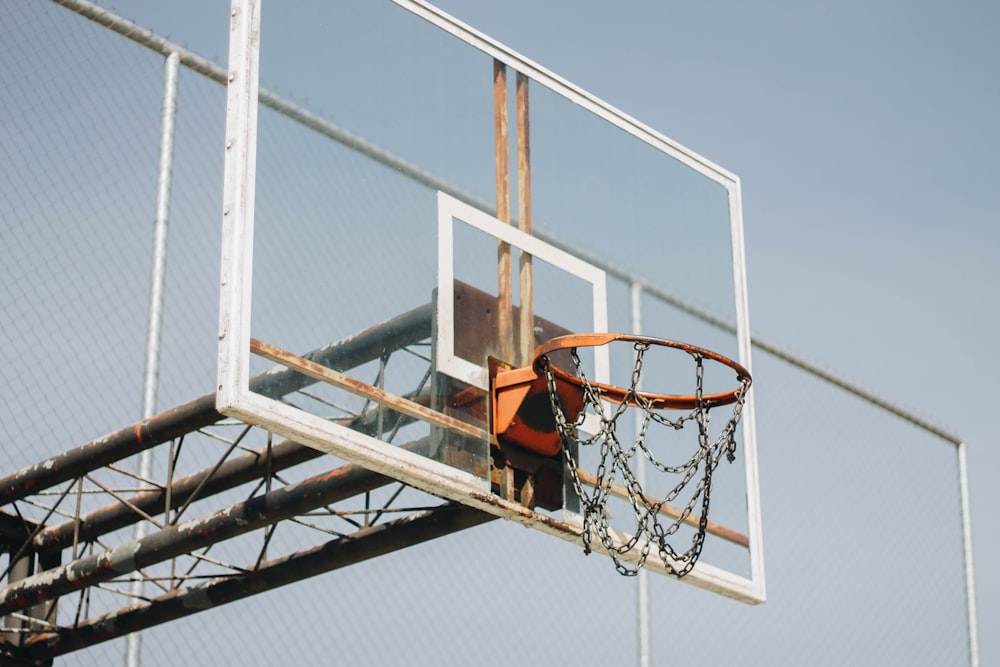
542,341 -> 751,577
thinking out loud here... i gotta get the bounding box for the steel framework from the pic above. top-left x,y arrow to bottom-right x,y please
0,307 -> 497,665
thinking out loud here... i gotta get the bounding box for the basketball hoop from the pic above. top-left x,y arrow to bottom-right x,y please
491,333 -> 752,577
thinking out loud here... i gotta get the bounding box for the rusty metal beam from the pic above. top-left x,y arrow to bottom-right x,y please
0,439 -> 430,616
0,393 -> 219,509
21,503 -> 493,659
32,396 -> 423,552
247,301 -> 433,400
494,58 -> 514,365
252,338 -> 487,441
32,437 -> 319,552
0,304 -> 432,507
516,70 -> 533,367
0,646 -> 51,667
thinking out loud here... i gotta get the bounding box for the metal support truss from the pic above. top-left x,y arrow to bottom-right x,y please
0,303 -> 432,507
0,305 -> 489,663
23,503 -> 492,659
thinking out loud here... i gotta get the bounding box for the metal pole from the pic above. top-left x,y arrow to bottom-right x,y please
957,442 -> 980,667
631,282 -> 651,667
515,72 -> 533,366
126,48 -> 180,667
494,59 -> 513,364
142,49 -> 180,431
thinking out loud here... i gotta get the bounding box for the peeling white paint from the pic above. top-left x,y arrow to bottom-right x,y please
175,516 -> 209,533
31,568 -> 61,588
108,541 -> 142,573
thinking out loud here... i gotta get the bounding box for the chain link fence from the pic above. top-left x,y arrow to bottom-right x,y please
0,2 -> 976,665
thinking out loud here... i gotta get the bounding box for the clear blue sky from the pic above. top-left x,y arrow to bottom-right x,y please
24,0 -> 1000,663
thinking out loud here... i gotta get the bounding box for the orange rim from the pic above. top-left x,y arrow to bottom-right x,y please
532,333 -> 751,410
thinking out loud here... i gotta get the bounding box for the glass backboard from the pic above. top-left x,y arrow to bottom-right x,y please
217,0 -> 762,603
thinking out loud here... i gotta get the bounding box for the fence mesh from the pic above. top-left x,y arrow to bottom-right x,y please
0,2 -> 973,666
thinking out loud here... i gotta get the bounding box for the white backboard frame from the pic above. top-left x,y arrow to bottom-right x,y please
217,0 -> 765,604
436,191 -> 610,390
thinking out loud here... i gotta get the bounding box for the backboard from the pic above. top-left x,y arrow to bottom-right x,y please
217,0 -> 762,602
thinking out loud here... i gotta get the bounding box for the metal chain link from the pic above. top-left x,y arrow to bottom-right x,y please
543,341 -> 751,577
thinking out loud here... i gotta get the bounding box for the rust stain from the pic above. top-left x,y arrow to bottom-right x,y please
69,560 -> 113,590
190,522 -> 221,538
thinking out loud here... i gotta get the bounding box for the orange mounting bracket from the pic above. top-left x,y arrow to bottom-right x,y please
489,358 -> 584,457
